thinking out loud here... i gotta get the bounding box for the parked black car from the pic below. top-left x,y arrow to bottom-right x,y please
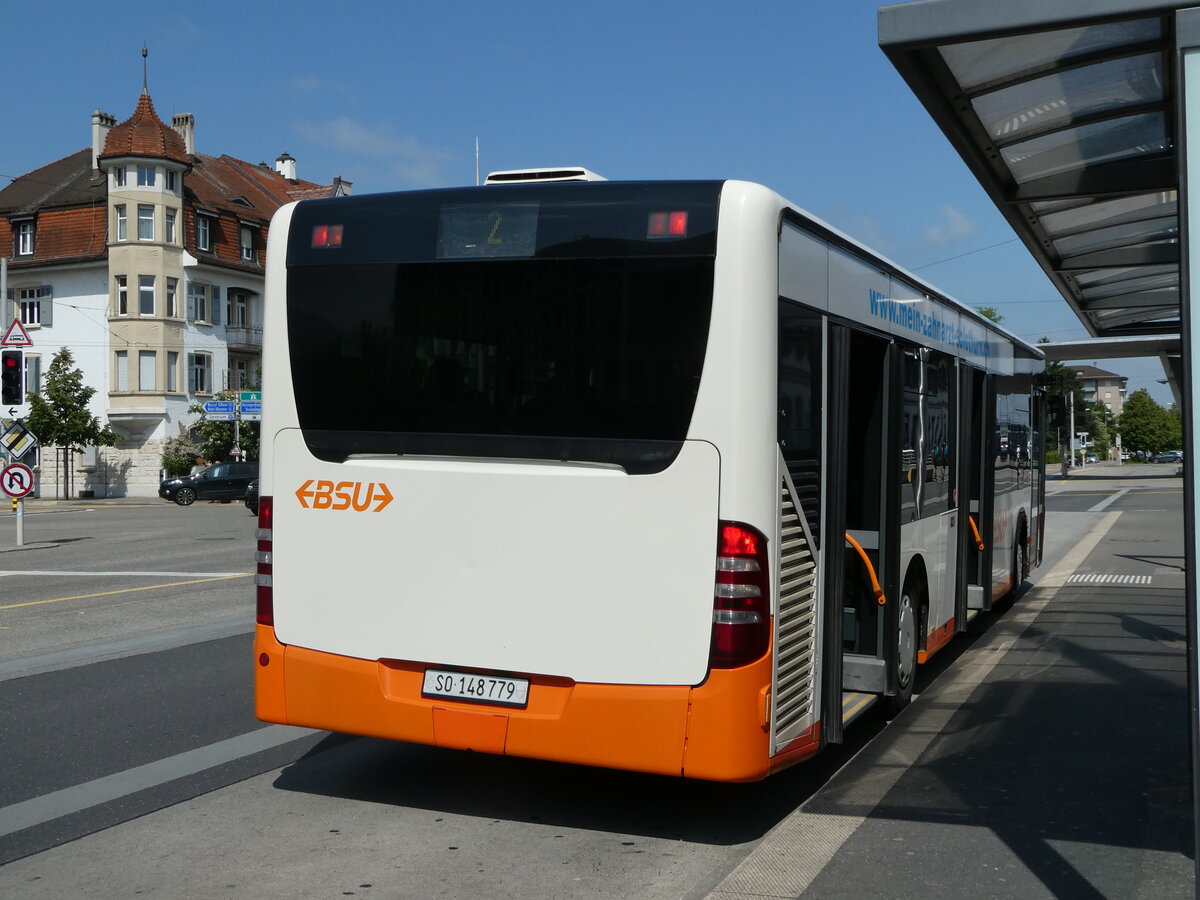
159,462 -> 259,506
245,479 -> 259,516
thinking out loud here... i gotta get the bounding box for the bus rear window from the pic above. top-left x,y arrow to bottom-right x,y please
287,256 -> 714,473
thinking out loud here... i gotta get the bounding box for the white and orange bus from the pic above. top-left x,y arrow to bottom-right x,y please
253,172 -> 1044,781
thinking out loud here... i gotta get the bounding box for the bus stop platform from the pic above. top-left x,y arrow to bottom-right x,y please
709,464 -> 1193,899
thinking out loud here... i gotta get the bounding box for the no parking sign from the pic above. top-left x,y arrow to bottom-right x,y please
1,462 -> 34,498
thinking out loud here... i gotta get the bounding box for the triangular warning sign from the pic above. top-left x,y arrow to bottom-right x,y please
2,319 -> 32,348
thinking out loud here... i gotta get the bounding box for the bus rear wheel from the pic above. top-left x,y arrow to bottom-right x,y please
885,583 -> 919,717
1012,520 -> 1028,599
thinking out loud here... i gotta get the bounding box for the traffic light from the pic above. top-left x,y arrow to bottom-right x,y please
1,349 -> 23,405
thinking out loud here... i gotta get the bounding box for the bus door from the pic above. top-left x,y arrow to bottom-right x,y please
959,366 -> 993,614
820,324 -> 896,744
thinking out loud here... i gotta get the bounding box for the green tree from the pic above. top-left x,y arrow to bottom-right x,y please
187,390 -> 259,462
1084,400 -> 1112,458
1118,388 -> 1180,456
975,306 -> 1004,324
25,348 -> 117,451
1035,347 -> 1086,458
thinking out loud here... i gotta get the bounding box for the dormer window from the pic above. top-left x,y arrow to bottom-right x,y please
196,214 -> 213,252
239,226 -> 255,262
137,165 -> 156,187
15,221 -> 34,256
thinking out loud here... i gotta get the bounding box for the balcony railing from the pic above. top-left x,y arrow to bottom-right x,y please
226,324 -> 263,349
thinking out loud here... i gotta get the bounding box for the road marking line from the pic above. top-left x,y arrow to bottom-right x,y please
1089,487 -> 1129,512
0,618 -> 253,681
0,575 -> 251,611
0,725 -> 320,839
707,511 -> 1122,899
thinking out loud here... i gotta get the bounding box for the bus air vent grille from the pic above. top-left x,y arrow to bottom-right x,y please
772,474 -> 819,750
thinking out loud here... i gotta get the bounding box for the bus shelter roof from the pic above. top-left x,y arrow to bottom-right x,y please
879,0 -> 1188,349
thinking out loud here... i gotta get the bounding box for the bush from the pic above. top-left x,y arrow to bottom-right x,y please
161,425 -> 201,477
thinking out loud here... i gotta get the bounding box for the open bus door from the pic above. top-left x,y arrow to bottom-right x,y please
820,324 -> 899,744
958,366 -> 991,622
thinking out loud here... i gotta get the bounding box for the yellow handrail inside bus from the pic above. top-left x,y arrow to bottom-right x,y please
968,515 -> 985,552
845,533 -> 886,606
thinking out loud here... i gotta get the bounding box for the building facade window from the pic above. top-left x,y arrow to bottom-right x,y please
166,209 -> 176,244
139,350 -> 156,391
115,351 -> 129,391
137,165 -> 156,186
166,278 -> 178,317
115,205 -> 127,242
232,358 -> 251,389
196,215 -> 212,252
139,275 -> 155,316
137,204 -> 154,241
116,275 -> 128,316
18,286 -> 52,326
165,170 -> 177,191
188,352 -> 212,394
239,226 -> 254,261
187,282 -> 209,322
113,166 -> 126,187
16,221 -> 34,256
227,290 -> 249,326
167,351 -> 179,392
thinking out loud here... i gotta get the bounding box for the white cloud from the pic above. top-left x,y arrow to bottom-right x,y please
296,117 -> 455,188
922,205 -> 979,246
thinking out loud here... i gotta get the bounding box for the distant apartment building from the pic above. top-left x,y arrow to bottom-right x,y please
1074,364 -> 1128,416
0,86 -> 348,496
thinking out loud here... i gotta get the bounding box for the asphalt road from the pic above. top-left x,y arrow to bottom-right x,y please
0,468 -> 1186,897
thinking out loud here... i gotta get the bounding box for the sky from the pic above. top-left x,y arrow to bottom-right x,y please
3,0 -> 1176,406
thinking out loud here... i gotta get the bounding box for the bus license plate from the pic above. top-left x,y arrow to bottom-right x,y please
422,669 -> 530,708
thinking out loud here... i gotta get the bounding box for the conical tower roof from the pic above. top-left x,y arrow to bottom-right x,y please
100,91 -> 189,164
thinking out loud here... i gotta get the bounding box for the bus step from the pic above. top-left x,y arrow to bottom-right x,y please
841,691 -> 877,726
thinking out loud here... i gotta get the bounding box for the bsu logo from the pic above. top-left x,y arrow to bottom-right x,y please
295,479 -> 394,512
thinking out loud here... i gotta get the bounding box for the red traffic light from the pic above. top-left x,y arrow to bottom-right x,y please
1,349 -> 24,405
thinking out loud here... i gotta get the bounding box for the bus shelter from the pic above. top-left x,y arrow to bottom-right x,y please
879,0 -> 1198,875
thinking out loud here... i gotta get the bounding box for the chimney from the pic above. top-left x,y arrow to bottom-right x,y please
91,109 -> 115,169
275,152 -> 296,181
172,113 -> 195,156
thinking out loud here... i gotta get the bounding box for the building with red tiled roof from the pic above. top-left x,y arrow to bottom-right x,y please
0,88 -> 349,497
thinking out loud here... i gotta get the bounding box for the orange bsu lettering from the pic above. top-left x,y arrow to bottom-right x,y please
295,479 -> 394,512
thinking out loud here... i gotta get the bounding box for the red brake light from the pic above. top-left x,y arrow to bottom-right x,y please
311,224 -> 343,249
255,495 -> 274,626
647,211 -> 688,239
710,521 -> 770,668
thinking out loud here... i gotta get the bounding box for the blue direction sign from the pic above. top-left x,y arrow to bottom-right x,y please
240,401 -> 262,416
202,400 -> 236,421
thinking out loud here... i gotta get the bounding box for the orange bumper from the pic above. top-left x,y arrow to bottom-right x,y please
254,624 -> 818,781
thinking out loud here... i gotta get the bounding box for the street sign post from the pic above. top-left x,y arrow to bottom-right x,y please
202,400 -> 237,421
2,461 -> 33,548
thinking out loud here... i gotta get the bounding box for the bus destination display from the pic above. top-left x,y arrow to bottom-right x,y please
437,202 -> 539,259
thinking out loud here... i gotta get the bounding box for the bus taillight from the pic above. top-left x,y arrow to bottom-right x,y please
710,521 -> 770,668
255,496 -> 274,626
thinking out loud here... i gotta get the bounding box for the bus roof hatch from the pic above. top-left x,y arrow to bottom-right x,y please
484,166 -> 607,185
